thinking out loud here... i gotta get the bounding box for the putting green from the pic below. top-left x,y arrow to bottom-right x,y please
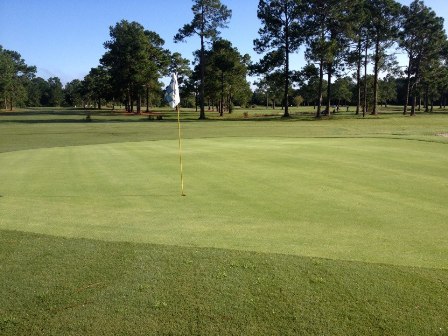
0,137 -> 447,268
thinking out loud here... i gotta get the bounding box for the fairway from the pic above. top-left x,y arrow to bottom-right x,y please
1,111 -> 448,335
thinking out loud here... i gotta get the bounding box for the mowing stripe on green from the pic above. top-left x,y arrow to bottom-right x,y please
1,137 -> 447,269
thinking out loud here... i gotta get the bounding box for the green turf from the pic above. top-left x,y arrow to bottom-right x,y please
1,230 -> 447,336
1,134 -> 446,268
1,108 -> 447,334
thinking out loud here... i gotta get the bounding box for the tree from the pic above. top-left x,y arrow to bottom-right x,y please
83,66 -> 111,109
303,0 -> 352,117
254,72 -> 289,109
332,77 -> 354,107
419,56 -> 448,112
64,79 -> 83,107
169,52 -> 193,108
144,31 -> 171,111
253,77 -> 277,108
294,95 -> 304,107
47,77 -> 64,107
169,53 -> 192,89
296,63 -> 325,107
0,46 -> 36,110
101,20 -> 169,113
344,0 -> 370,115
174,0 -> 232,119
206,39 -> 251,115
365,0 -> 401,115
399,0 -> 447,116
359,74 -> 375,111
435,60 -> 448,109
378,75 -> 397,107
27,77 -> 49,107
253,0 -> 304,118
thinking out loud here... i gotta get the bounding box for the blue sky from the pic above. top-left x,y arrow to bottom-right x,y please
1,0 -> 447,85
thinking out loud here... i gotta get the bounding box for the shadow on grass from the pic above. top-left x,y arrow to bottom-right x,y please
5,194 -> 174,198
0,118 -> 153,124
2,108 -> 447,124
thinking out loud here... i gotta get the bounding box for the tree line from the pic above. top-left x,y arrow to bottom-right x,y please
252,0 -> 447,118
1,0 -> 447,118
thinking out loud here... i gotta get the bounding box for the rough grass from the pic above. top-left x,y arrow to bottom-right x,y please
1,107 -> 447,334
1,230 -> 447,336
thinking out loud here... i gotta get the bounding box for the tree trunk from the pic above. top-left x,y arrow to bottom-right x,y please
316,59 -> 324,118
356,37 -> 362,115
372,37 -> 380,115
198,4 -> 206,119
363,36 -> 368,118
195,90 -> 198,112
130,88 -> 134,113
424,85 -> 429,113
228,93 -> 233,113
220,71 -> 224,117
283,6 -> 290,118
127,88 -> 131,112
410,95 -> 416,116
199,33 -> 206,119
404,58 -> 412,115
137,93 -> 141,114
326,62 -> 333,116
146,85 -> 149,112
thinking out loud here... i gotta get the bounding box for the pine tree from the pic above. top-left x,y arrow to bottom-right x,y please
399,0 -> 447,116
253,0 -> 304,118
174,0 -> 232,119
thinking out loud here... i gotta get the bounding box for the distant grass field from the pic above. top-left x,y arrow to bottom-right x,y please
1,107 -> 447,335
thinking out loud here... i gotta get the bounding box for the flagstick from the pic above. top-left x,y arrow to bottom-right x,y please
177,105 -> 186,196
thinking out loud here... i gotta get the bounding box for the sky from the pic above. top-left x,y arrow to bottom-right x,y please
1,0 -> 447,86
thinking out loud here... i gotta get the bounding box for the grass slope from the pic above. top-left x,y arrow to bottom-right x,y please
1,230 -> 447,336
1,109 -> 448,334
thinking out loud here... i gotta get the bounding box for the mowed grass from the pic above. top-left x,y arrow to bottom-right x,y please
1,230 -> 447,335
1,108 -> 448,334
1,137 -> 447,268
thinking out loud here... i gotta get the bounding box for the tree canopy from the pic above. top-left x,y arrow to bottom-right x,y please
174,0 -> 232,119
253,0 -> 304,117
0,45 -> 36,110
100,20 -> 170,113
399,0 -> 447,115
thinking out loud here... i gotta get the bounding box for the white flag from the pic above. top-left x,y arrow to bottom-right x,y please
165,73 -> 180,108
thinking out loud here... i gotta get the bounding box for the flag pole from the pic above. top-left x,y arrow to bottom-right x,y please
177,104 -> 186,196
165,73 -> 185,197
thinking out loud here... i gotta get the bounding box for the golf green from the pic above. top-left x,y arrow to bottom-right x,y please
1,136 -> 446,269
